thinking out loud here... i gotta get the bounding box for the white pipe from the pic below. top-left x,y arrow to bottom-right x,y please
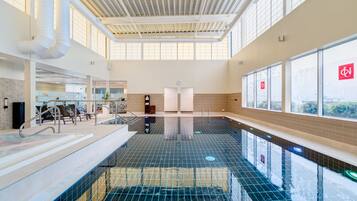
70,0 -> 119,42
40,0 -> 71,59
18,0 -> 55,54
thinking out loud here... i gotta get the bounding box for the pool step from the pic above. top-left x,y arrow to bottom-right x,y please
0,134 -> 93,177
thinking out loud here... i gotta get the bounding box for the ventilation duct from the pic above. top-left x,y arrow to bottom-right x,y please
40,0 -> 71,59
17,0 -> 55,54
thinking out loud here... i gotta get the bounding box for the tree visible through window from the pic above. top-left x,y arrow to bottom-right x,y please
291,53 -> 318,114
323,39 -> 357,119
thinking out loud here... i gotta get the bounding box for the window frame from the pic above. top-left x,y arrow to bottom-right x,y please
289,51 -> 319,116
242,35 -> 357,122
242,63 -> 283,112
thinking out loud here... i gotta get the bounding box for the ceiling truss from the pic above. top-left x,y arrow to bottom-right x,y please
81,0 -> 247,41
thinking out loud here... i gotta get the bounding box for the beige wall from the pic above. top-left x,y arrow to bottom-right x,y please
36,82 -> 65,92
127,93 -> 228,113
227,93 -> 357,146
127,94 -> 164,112
109,60 -> 228,94
228,0 -> 357,93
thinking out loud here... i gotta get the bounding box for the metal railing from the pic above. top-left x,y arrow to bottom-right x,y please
19,106 -> 61,138
40,99 -> 137,126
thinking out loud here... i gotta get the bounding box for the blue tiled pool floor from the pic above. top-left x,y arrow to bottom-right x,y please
56,117 -> 357,201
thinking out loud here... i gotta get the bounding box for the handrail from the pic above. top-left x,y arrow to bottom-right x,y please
43,99 -> 128,126
19,106 -> 61,138
19,126 -> 56,138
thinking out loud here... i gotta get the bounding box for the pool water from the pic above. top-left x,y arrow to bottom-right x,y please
56,117 -> 357,201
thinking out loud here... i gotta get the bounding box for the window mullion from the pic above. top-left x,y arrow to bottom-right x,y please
317,50 -> 324,116
283,61 -> 291,113
268,67 -> 272,110
254,73 -> 257,108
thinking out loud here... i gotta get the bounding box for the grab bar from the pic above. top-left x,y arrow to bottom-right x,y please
19,126 -> 56,138
19,106 -> 61,138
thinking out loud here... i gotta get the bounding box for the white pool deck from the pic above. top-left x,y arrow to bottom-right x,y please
0,115 -> 134,201
0,112 -> 356,200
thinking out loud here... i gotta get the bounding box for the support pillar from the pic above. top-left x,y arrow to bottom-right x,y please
86,75 -> 93,113
24,60 -> 36,128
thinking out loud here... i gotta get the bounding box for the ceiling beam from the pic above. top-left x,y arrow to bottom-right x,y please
100,14 -> 236,26
117,0 -> 143,38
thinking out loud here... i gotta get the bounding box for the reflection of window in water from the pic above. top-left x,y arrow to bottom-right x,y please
108,167 -> 229,192
291,154 -> 317,201
323,167 -> 357,200
256,136 -> 268,176
271,144 -> 283,188
247,132 -> 255,164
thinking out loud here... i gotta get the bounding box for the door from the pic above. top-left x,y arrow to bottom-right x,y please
180,88 -> 193,112
164,88 -> 178,112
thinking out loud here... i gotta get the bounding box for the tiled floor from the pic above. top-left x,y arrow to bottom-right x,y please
56,117 -> 357,201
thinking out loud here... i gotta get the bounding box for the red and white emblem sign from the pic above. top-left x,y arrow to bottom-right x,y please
338,63 -> 354,80
260,81 -> 265,89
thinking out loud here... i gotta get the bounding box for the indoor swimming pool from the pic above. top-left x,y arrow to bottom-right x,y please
56,117 -> 357,201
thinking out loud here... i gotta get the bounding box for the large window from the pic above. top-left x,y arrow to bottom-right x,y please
257,0 -> 271,36
242,36 -> 357,121
143,43 -> 160,60
243,64 -> 282,111
243,3 -> 257,46
97,32 -> 106,57
272,0 -> 284,25
270,65 -> 282,110
126,43 -> 142,60
256,69 -> 268,109
178,43 -> 194,60
230,0 -> 302,58
161,43 -> 177,60
110,41 -> 126,60
291,53 -> 318,114
72,9 -> 87,47
212,37 -> 229,60
110,39 -> 229,61
195,43 -> 212,60
323,39 -> 357,119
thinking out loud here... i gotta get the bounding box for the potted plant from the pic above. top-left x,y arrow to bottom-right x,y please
102,90 -> 110,115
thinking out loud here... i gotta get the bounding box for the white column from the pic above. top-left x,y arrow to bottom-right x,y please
86,75 -> 93,112
24,60 -> 36,128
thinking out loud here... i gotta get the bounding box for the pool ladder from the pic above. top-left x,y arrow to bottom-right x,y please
18,106 -> 61,138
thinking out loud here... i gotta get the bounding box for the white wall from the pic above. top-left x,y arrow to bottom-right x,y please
0,1 -> 109,80
110,60 -> 229,94
228,0 -> 357,93
0,60 -> 24,80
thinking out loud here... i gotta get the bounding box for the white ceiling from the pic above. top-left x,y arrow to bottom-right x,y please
81,0 -> 247,41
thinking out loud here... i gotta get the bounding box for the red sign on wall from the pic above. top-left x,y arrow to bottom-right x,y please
339,63 -> 354,80
260,81 -> 265,89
